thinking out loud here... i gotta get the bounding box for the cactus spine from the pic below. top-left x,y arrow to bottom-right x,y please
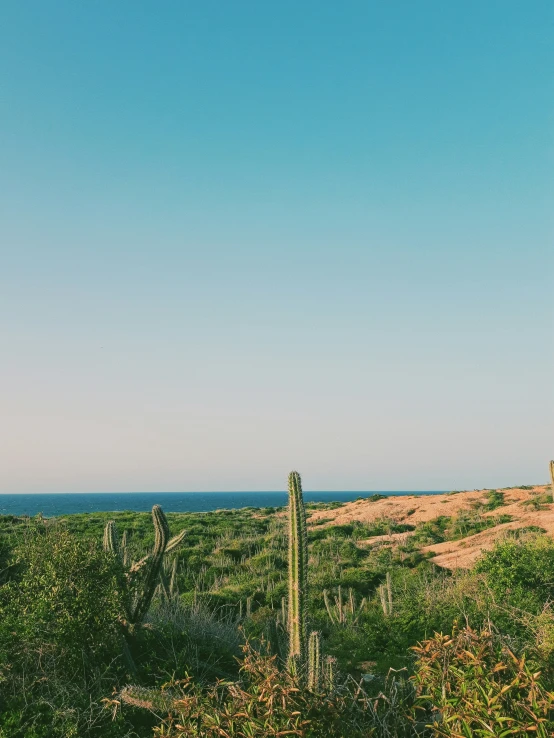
287,471 -> 308,670
307,630 -> 321,691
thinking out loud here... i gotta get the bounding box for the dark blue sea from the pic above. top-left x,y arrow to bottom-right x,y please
0,491 -> 445,518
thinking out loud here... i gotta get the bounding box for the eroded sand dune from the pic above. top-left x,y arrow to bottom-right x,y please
308,485 -> 552,569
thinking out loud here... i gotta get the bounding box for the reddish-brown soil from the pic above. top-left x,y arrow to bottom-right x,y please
307,485 -> 553,569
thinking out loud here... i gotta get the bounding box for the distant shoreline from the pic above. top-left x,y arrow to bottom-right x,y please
0,490 -> 446,517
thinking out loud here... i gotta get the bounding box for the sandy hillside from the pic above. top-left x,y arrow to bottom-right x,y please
308,485 -> 552,569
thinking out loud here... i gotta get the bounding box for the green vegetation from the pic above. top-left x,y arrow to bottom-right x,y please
2,477 -> 554,736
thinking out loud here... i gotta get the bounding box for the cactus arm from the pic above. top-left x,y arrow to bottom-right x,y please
166,528 -> 187,553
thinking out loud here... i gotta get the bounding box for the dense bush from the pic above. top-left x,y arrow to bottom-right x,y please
412,624 -> 554,736
474,532 -> 554,611
1,524 -> 124,664
0,524 -> 133,737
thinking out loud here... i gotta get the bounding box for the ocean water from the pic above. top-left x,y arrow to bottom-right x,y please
0,491 -> 445,518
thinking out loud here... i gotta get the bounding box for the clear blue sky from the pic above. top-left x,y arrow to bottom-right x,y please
1,1 -> 552,493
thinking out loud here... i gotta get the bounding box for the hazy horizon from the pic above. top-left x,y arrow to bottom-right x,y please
1,489 -> 450,496
2,2 -> 553,494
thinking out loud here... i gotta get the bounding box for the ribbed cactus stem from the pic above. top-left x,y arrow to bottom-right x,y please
287,471 -> 308,669
166,529 -> 187,553
324,655 -> 337,692
348,587 -> 355,616
550,460 -> 554,502
153,505 -> 170,554
121,530 -> 130,567
169,556 -> 178,597
379,583 -> 388,616
354,597 -> 367,624
268,617 -> 284,661
130,505 -> 170,624
307,631 -> 321,691
337,585 -> 343,623
378,573 -> 393,617
103,520 -> 120,557
323,590 -> 335,624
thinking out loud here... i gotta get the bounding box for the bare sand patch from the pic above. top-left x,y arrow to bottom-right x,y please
307,485 -> 552,569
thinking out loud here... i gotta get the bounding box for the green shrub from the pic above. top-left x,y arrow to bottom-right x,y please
0,524 -> 123,665
0,524 -> 131,737
412,624 -> 554,736
474,533 -> 554,611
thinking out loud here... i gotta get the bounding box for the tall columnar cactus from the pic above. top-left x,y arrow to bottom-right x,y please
287,470 -> 308,669
102,505 -> 186,630
550,461 -> 554,502
307,630 -> 321,691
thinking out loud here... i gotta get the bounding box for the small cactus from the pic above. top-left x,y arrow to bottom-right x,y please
324,655 -> 337,691
323,586 -> 367,625
281,596 -> 287,627
378,571 -> 393,616
169,556 -> 179,597
267,618 -> 286,662
103,520 -> 120,558
307,630 -> 322,691
121,530 -> 130,567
